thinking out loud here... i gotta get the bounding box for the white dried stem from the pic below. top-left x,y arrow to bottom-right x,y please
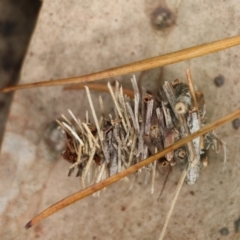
62,122 -> 84,146
131,75 -> 140,133
151,148 -> 157,194
156,107 -> 165,138
55,119 -> 69,134
107,82 -> 128,133
85,110 -> 89,123
82,122 -> 100,148
126,102 -> 138,132
158,167 -> 187,240
85,86 -> 103,141
119,86 -> 131,129
145,98 -> 154,135
163,81 -> 178,119
128,133 -> 137,167
95,162 -> 106,184
162,103 -> 173,129
61,114 -> 72,126
68,109 -> 79,127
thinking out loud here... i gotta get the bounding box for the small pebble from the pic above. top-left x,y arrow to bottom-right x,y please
214,74 -> 225,87
234,217 -> 240,233
232,118 -> 240,130
151,6 -> 175,30
219,227 -> 229,236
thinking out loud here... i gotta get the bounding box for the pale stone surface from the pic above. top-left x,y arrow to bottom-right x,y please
1,0 -> 240,239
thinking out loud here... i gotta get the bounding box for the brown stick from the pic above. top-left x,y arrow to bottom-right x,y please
2,35 -> 240,93
25,108 -> 240,229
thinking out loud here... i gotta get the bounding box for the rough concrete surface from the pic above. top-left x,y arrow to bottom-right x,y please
1,0 -> 240,239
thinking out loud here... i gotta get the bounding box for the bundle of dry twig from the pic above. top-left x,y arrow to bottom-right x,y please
58,73 -> 224,191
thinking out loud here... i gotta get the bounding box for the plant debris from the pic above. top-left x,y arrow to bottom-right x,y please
58,74 -> 225,189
